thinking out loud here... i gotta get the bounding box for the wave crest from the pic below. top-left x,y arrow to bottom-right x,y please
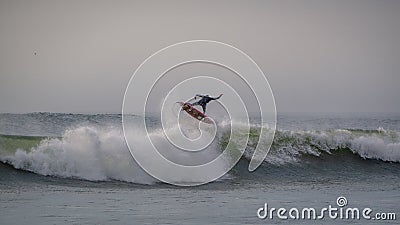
242,128 -> 400,165
1,126 -> 155,184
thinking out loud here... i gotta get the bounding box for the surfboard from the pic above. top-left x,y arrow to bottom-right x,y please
177,102 -> 213,124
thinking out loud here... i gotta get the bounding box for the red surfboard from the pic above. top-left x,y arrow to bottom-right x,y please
177,102 -> 213,124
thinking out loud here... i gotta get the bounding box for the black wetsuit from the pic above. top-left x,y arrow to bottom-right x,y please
191,94 -> 221,113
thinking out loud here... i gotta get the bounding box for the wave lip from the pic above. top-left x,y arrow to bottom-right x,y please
351,135 -> 400,162
252,128 -> 400,165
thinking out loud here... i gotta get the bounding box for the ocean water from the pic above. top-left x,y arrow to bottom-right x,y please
0,112 -> 399,224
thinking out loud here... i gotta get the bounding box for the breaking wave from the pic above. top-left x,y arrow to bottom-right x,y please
0,124 -> 399,184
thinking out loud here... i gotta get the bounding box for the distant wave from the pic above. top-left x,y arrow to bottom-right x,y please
0,125 -> 399,184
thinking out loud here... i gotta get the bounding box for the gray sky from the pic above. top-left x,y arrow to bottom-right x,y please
1,0 -> 399,113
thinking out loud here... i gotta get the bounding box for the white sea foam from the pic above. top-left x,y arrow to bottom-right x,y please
350,136 -> 400,162
256,129 -> 400,164
2,126 -> 156,184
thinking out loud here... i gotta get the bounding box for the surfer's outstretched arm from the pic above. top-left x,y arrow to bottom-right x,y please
211,94 -> 223,100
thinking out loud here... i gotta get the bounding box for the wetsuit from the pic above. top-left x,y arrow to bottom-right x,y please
191,94 -> 222,113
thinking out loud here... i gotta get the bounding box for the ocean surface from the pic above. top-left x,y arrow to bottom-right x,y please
0,112 -> 399,224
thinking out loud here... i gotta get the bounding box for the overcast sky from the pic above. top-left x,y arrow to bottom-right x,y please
0,0 -> 399,113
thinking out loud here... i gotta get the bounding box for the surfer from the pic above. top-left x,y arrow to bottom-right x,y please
190,94 -> 223,113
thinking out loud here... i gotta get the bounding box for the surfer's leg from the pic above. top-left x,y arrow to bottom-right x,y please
201,104 -> 206,113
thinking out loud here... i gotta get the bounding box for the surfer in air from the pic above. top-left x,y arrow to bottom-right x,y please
190,94 -> 223,114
